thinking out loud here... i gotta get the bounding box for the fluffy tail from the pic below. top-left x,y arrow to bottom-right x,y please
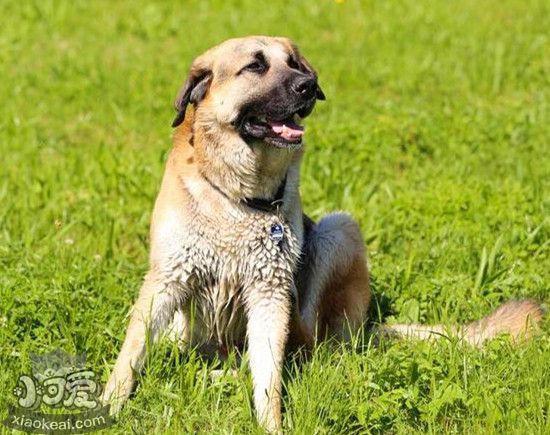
380,299 -> 544,346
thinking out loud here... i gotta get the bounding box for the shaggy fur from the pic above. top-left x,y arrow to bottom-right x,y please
101,36 -> 543,432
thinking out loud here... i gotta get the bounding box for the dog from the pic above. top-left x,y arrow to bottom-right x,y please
101,36 -> 544,432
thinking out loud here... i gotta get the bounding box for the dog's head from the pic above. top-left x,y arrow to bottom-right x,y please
172,36 -> 325,148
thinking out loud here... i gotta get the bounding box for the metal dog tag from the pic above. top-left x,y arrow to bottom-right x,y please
270,223 -> 284,244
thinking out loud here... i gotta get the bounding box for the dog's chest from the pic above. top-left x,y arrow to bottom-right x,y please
164,210 -> 302,343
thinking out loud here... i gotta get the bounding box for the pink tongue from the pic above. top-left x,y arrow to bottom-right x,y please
268,120 -> 304,141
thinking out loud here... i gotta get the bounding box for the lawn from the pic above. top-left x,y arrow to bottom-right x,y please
1,0 -> 549,433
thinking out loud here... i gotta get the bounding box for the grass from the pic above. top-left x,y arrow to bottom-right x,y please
1,0 -> 549,433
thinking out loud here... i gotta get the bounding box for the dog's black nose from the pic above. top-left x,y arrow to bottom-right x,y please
292,77 -> 317,99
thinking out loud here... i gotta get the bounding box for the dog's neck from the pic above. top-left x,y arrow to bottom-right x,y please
173,107 -> 300,202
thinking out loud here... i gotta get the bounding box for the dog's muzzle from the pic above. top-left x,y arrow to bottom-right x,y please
238,76 -> 320,148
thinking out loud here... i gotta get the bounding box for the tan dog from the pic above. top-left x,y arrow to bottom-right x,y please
101,36 -> 543,431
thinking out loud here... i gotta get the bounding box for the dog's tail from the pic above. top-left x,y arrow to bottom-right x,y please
379,299 -> 544,346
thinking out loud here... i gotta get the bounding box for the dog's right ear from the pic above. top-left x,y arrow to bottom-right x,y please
172,62 -> 213,128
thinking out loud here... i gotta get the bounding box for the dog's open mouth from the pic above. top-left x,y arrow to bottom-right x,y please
266,117 -> 305,142
241,113 -> 305,147
238,95 -> 318,148
252,115 -> 304,146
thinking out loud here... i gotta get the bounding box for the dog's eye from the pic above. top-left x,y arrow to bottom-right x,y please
287,57 -> 301,71
242,61 -> 267,74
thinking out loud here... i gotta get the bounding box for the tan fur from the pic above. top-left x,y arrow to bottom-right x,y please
383,299 -> 544,345
101,36 -> 544,432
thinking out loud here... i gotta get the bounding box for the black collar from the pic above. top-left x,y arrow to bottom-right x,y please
242,176 -> 287,213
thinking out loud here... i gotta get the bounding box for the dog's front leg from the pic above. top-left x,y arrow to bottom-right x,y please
102,270 -> 183,414
246,284 -> 291,432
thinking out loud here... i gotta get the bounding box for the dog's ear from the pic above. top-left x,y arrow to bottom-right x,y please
172,60 -> 213,128
298,55 -> 326,101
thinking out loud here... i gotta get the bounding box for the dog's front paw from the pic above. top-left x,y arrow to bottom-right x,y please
103,397 -> 124,417
100,379 -> 131,416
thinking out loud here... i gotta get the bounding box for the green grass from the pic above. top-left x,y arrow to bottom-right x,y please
1,0 -> 549,433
